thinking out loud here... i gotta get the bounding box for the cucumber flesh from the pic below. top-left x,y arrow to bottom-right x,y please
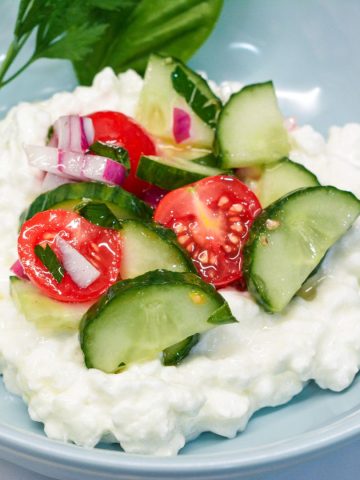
136,54 -> 219,148
10,276 -> 90,332
80,270 -> 236,372
243,158 -> 320,207
259,158 -> 320,206
243,186 -> 360,312
136,155 -> 224,190
218,81 -> 290,168
21,182 -> 152,225
119,220 -> 196,279
157,143 -> 219,167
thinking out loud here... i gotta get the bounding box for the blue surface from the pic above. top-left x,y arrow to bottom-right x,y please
1,0 -> 360,479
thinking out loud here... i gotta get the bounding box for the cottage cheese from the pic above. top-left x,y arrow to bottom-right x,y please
0,69 -> 360,456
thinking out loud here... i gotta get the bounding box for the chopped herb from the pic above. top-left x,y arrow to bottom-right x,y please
34,243 -> 64,283
46,125 -> 54,144
75,201 -> 121,229
89,142 -> 130,171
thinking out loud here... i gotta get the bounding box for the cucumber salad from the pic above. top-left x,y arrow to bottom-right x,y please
1,56 -> 360,455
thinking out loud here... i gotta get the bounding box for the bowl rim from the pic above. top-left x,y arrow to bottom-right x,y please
0,405 -> 360,477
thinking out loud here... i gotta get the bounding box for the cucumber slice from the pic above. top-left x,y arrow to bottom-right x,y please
21,182 -> 152,224
191,153 -> 220,168
80,270 -> 236,372
136,54 -> 220,148
218,81 -> 290,168
119,220 -> 196,279
10,276 -> 90,332
248,158 -> 320,207
157,143 -> 219,167
243,186 -> 360,313
237,159 -> 319,207
136,155 -> 224,190
162,334 -> 200,366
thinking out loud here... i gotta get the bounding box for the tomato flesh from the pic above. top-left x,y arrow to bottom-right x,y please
154,175 -> 262,287
88,111 -> 157,197
18,210 -> 121,302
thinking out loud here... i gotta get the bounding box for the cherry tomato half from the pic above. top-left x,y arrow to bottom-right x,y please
88,111 -> 157,197
18,210 -> 122,302
154,175 -> 262,288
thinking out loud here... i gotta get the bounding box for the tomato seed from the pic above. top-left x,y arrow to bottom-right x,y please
186,242 -> 196,253
229,216 -> 241,223
209,254 -> 218,266
217,196 -> 229,207
265,219 -> 280,230
260,235 -> 269,246
230,223 -> 243,233
173,223 -> 186,234
229,203 -> 243,213
228,233 -> 240,244
223,245 -> 233,253
178,234 -> 190,245
189,292 -> 205,304
198,251 -> 209,263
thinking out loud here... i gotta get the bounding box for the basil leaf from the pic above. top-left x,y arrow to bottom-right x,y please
75,201 -> 121,229
73,0 -> 223,85
34,244 -> 64,283
89,142 -> 130,171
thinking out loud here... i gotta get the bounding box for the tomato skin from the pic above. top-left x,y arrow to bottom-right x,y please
88,111 -> 157,197
18,210 -> 121,303
154,175 -> 262,288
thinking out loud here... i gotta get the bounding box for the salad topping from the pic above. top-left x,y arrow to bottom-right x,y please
10,57 -> 360,378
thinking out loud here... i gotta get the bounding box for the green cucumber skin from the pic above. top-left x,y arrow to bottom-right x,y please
21,182 -> 152,224
136,155 -> 224,190
171,62 -> 222,129
119,219 -> 197,276
243,186 -> 360,313
191,153 -> 220,168
163,334 -> 200,366
80,270 -> 236,370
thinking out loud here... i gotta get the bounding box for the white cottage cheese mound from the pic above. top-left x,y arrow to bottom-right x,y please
1,68 -> 360,456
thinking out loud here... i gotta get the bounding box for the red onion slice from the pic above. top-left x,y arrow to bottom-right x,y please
25,145 -> 127,187
10,259 -> 29,280
52,115 -> 94,152
284,116 -> 297,132
42,173 -> 74,192
173,108 -> 191,143
56,236 -> 100,289
142,186 -> 168,209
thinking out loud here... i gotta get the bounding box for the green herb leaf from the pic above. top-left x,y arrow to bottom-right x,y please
89,142 -> 130,171
1,0 -> 223,92
75,201 -> 121,229
73,0 -> 224,85
34,243 -> 64,283
0,0 -> 136,88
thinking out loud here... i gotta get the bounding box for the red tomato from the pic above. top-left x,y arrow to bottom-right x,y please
18,210 -> 121,302
154,175 -> 262,287
88,111 -> 157,197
